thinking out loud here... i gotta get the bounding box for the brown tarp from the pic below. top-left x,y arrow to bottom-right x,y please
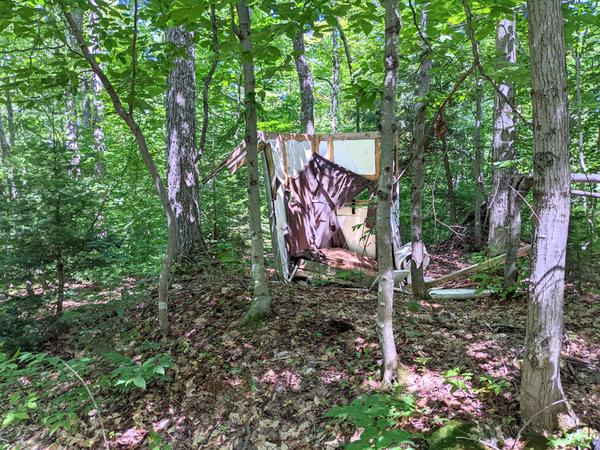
285,154 -> 374,258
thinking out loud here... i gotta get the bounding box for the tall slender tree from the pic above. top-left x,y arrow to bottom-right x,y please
520,0 -> 577,431
473,79 -> 484,250
337,21 -> 360,131
442,135 -> 457,225
166,25 -> 205,261
488,18 -> 517,256
292,30 -> 315,134
331,28 -> 340,133
377,0 -> 400,386
65,9 -> 83,177
236,0 -> 272,322
410,8 -> 431,298
88,0 -> 106,178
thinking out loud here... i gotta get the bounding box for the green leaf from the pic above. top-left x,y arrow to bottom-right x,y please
133,376 -> 147,389
2,411 -> 29,428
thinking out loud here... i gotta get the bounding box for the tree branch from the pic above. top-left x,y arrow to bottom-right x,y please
461,0 -> 532,128
408,0 -> 432,53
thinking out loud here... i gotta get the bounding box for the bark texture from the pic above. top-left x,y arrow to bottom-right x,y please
410,9 -> 431,299
474,79 -> 484,249
237,0 -> 272,323
488,18 -> 517,256
166,26 -> 204,261
520,0 -> 577,431
293,31 -> 315,134
378,0 -> 400,385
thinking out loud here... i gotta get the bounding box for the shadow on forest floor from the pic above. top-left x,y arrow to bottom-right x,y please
4,252 -> 600,449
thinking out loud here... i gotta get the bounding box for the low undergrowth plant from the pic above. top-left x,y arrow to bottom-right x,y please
324,390 -> 421,449
0,351 -> 94,435
103,352 -> 174,391
0,349 -> 175,442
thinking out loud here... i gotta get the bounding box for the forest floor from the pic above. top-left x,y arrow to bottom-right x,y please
7,250 -> 600,449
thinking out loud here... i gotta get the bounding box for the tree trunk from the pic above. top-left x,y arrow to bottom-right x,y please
5,92 -> 14,148
199,5 -> 219,160
520,0 -> 577,431
337,22 -> 360,131
573,36 -> 588,213
65,94 -> 80,176
474,79 -> 484,250
166,26 -> 205,262
292,31 -> 315,134
574,45 -> 586,174
55,250 -> 65,316
331,29 -> 340,133
65,9 -> 83,178
0,112 -> 9,162
410,9 -> 431,299
88,2 -> 106,178
64,11 -> 177,337
378,0 -> 400,386
237,0 -> 272,323
504,175 -> 532,288
442,136 -> 457,225
488,18 -> 517,256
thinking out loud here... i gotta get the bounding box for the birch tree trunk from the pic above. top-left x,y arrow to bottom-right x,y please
237,0 -> 272,323
166,26 -> 205,261
88,2 -> 106,178
474,79 -> 484,250
331,29 -> 340,133
410,9 -> 431,299
488,18 -> 517,256
378,0 -> 400,385
293,31 -> 315,134
520,0 -> 577,431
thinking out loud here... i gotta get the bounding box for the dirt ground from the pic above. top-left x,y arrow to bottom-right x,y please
14,252 -> 600,449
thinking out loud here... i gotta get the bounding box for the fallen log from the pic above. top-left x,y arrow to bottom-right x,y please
571,189 -> 600,199
425,245 -> 532,289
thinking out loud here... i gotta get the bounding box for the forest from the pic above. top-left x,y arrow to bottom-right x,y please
0,0 -> 599,448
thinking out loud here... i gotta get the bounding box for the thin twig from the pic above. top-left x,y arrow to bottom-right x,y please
60,359 -> 109,450
510,399 -> 568,450
408,0 -> 432,53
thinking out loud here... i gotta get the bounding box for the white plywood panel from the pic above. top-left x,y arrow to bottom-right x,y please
318,140 -> 329,157
336,206 -> 376,258
285,139 -> 313,177
268,138 -> 287,183
333,139 -> 376,175
273,184 -> 290,279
